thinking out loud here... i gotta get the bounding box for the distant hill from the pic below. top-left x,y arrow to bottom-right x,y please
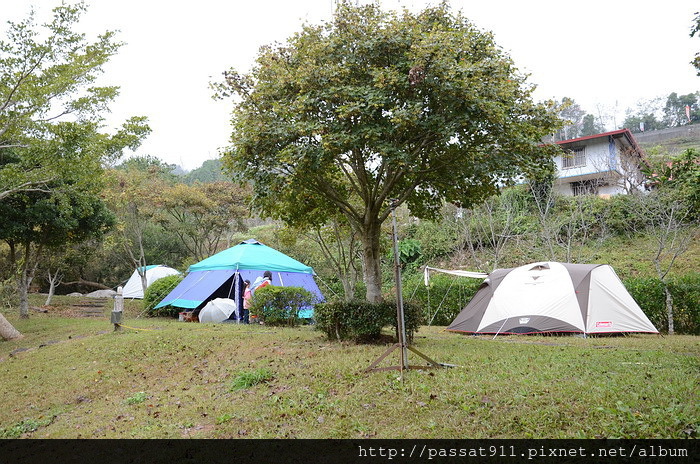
634,125 -> 700,158
183,159 -> 229,184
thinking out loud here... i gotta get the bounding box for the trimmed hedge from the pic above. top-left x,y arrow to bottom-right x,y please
144,274 -> 183,318
314,299 -> 423,343
403,272 -> 483,326
249,285 -> 317,326
624,273 -> 700,335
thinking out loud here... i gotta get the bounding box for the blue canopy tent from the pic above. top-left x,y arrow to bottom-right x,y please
155,239 -> 323,319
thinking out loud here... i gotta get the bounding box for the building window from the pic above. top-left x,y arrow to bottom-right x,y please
571,180 -> 599,196
562,147 -> 586,169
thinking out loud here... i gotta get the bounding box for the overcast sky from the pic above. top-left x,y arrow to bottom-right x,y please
3,0 -> 699,170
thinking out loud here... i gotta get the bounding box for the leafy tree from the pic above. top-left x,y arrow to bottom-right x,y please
156,181 -> 248,262
648,148 -> 700,218
116,155 -> 179,180
622,97 -> 665,133
580,114 -> 605,136
0,3 -> 149,327
622,112 -> 664,133
0,3 -> 149,199
215,2 -> 561,302
184,159 -> 228,184
691,11 -> 700,76
663,92 -> 699,127
0,177 -> 114,318
552,97 -> 586,141
104,163 -> 173,297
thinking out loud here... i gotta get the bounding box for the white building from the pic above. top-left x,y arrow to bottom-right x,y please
553,129 -> 648,197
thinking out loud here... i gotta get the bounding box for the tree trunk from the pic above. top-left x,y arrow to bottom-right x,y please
0,313 -> 23,340
45,269 -> 61,306
360,222 -> 384,304
663,282 -> 675,335
17,241 -> 39,319
18,273 -> 30,319
140,269 -> 148,299
45,282 -> 55,306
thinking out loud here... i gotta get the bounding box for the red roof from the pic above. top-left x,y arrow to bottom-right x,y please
556,128 -> 648,166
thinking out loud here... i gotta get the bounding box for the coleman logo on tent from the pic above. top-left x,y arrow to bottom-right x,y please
519,318 -> 530,324
596,321 -> 613,328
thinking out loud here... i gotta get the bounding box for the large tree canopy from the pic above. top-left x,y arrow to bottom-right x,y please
216,2 -> 561,302
0,3 -> 150,324
0,2 -> 149,200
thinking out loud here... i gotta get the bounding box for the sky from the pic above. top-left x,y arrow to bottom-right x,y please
3,0 -> 699,171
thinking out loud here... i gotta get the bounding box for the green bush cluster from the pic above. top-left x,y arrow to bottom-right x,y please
317,278 -> 367,302
624,273 -> 700,335
403,272 -> 483,326
143,274 -> 183,317
314,298 -> 422,343
249,285 -> 317,326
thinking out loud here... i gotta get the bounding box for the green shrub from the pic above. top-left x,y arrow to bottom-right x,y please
143,274 -> 183,317
624,273 -> 700,335
229,368 -> 274,391
314,299 -> 422,343
317,278 -> 366,302
667,273 -> 700,335
249,285 -> 317,326
403,272 -> 483,326
125,391 -> 149,405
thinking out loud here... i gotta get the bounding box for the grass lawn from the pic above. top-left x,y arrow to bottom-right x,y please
0,296 -> 697,439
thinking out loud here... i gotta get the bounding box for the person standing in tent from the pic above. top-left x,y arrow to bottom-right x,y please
250,271 -> 272,325
242,280 -> 252,324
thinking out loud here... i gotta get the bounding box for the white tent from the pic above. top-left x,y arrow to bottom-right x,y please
446,262 -> 658,335
122,265 -> 181,299
198,298 -> 238,323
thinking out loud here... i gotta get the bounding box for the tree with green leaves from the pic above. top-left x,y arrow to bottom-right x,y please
663,92 -> 699,127
636,149 -> 700,334
580,114 -> 606,136
0,170 -> 115,319
215,2 -> 561,302
156,181 -> 248,262
104,161 -> 173,298
691,11 -> 700,76
0,3 -> 149,328
552,97 -> 586,141
621,97 -> 664,133
0,2 -> 149,199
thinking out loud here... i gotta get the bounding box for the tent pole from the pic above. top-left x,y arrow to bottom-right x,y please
493,317 -> 509,340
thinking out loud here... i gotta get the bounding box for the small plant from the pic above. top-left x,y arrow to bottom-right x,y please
249,286 -> 316,326
216,413 -> 234,425
144,274 -> 183,317
0,413 -> 58,438
125,391 -> 149,405
229,368 -> 274,391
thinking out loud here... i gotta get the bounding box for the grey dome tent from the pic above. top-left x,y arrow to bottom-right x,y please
446,262 -> 658,335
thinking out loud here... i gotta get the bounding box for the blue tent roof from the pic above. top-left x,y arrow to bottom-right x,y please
188,239 -> 314,274
154,240 -> 323,313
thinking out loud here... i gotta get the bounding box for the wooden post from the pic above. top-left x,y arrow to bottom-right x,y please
111,286 -> 124,331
